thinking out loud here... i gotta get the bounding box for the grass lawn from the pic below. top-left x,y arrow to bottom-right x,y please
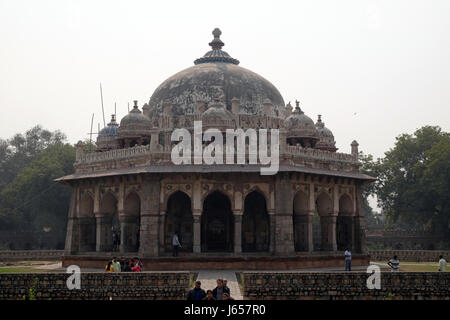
0,266 -> 49,273
371,261 -> 446,272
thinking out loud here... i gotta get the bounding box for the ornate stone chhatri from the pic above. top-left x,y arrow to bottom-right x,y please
57,28 -> 374,269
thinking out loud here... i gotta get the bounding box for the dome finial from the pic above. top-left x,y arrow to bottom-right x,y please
133,100 -> 138,109
209,27 -> 224,50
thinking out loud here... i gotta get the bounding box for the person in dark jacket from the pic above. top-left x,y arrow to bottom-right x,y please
212,279 -> 230,300
187,281 -> 206,300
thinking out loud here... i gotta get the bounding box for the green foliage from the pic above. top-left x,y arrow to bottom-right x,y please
361,126 -> 450,237
0,126 -> 76,243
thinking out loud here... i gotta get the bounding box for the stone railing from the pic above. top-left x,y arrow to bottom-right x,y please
242,272 -> 450,300
0,250 -> 64,261
75,143 -> 358,166
285,145 -> 357,163
0,272 -> 190,300
368,250 -> 450,262
76,145 -> 152,164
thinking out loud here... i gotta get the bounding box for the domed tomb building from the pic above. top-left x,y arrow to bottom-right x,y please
57,28 -> 374,269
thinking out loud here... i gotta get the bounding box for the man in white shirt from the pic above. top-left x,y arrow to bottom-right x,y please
387,255 -> 400,272
344,249 -> 352,271
172,232 -> 181,257
438,255 -> 447,272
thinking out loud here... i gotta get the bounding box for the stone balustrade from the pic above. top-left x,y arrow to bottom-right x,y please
0,272 -> 190,300
75,143 -> 357,166
368,250 -> 450,262
0,250 -> 64,261
242,272 -> 450,300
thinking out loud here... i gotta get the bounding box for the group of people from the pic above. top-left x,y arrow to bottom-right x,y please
105,257 -> 143,272
344,248 -> 447,272
187,279 -> 234,300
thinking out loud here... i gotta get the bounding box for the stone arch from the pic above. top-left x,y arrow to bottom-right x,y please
293,190 -> 311,251
164,191 -> 193,253
243,185 -> 269,206
164,187 -> 193,212
201,190 -> 234,252
120,191 -> 141,252
316,192 -> 332,216
242,190 -> 270,252
78,193 -> 95,252
96,192 -> 118,252
337,194 -> 355,251
100,192 -> 117,217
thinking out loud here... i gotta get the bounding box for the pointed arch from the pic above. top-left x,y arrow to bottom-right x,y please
165,191 -> 193,253
242,190 -> 270,252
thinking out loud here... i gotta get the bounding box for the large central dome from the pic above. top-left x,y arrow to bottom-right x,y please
148,28 -> 285,117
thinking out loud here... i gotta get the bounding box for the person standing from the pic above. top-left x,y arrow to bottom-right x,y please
213,279 -> 230,300
344,248 -> 352,271
438,255 -> 447,272
172,232 -> 182,257
186,281 -> 206,300
387,255 -> 400,272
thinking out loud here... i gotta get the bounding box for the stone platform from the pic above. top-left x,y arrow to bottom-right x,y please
62,253 -> 370,270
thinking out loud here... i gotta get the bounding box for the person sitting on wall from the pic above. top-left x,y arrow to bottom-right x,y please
131,259 -> 142,272
187,281 -> 206,300
112,257 -> 121,272
105,260 -> 114,272
122,259 -> 132,272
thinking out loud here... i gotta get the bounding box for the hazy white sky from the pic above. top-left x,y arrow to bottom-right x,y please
1,0 -> 449,159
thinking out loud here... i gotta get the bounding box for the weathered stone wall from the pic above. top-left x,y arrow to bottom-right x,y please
0,272 -> 190,300
242,272 -> 450,300
368,250 -> 450,262
0,250 -> 64,261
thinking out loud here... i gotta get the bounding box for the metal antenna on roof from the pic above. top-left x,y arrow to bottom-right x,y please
89,113 -> 94,147
100,83 -> 106,127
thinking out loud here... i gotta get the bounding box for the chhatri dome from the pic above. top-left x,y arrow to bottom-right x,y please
148,28 -> 285,117
283,100 -> 320,148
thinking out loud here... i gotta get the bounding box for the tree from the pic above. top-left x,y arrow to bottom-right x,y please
1,143 -> 75,233
364,126 -> 450,238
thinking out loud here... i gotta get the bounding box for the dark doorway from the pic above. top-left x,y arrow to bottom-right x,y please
165,191 -> 193,252
201,191 -> 233,252
242,191 -> 269,252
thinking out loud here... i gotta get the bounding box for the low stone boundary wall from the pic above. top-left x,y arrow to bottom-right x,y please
62,254 -> 370,270
0,272 -> 190,300
0,250 -> 64,261
369,250 -> 450,262
242,272 -> 450,300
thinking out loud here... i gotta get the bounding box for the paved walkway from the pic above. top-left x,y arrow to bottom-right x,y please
196,270 -> 243,300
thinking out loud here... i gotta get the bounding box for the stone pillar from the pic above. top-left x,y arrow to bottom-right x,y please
96,216 -> 113,252
233,211 -> 243,254
193,211 -> 201,253
268,211 -> 276,254
138,175 -> 161,257
320,215 -> 337,251
64,187 -> 79,254
274,174 -> 295,255
119,215 -> 139,253
354,183 -> 367,254
294,214 -> 314,252
159,211 -> 166,254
